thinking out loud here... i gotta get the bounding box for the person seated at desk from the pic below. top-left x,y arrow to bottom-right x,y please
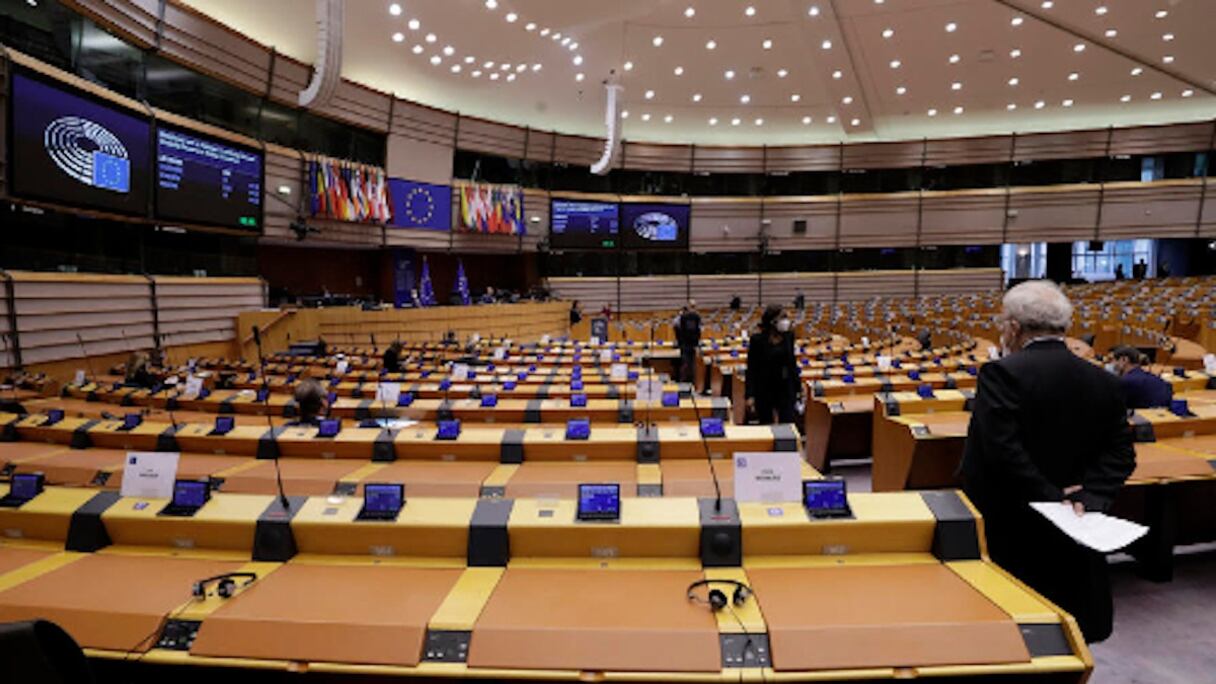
382,341 -> 404,374
479,287 -> 496,304
124,351 -> 156,389
1109,346 -> 1172,409
288,379 -> 327,427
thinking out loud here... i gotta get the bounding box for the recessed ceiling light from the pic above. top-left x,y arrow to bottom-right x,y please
896,86 -> 907,95
706,39 -> 717,50
802,116 -> 812,124
575,73 -> 585,81
1008,77 -> 1019,86
832,70 -> 843,79
1183,89 -> 1194,97
1068,72 -> 1079,81
389,3 -> 402,16
532,63 -> 542,71
1163,33 -> 1175,41
1009,48 -> 1022,58
506,73 -> 515,81
392,32 -> 404,42
525,22 -> 536,31
1011,16 -> 1024,26
645,89 -> 655,99
953,106 -> 964,114
725,69 -> 735,79
949,54 -> 961,64
1131,67 -> 1143,76
709,117 -> 718,126
1007,103 -> 1017,110
561,37 -> 571,46
516,64 -> 527,72
1105,29 -> 1117,38
1073,43 -> 1085,52
1095,6 -> 1107,15
572,55 -> 583,65
465,56 -> 475,64
927,109 -> 937,117
745,6 -> 756,17
952,82 -> 963,90
505,12 -> 517,22
882,28 -> 894,39
484,60 -> 495,68
430,55 -> 441,65
408,18 -> 420,30
740,94 -> 751,104
685,7 -> 695,18
777,69 -> 789,78
762,39 -> 773,49
827,115 -> 837,123
1062,99 -> 1074,107
540,28 -> 550,36
1034,100 -> 1045,109
754,118 -> 764,126
425,33 -> 436,43
621,110 -> 629,118
889,59 -> 901,69
1120,94 -> 1131,102
851,118 -> 861,126
822,39 -> 832,49
673,66 -> 684,76
808,6 -> 820,17
842,95 -> 853,104
1156,10 -> 1168,19
490,72 -> 500,80
664,114 -> 674,123
623,61 -> 633,71
731,117 -> 741,126
1163,55 -> 1174,63
1041,1 -> 1053,7
641,113 -> 651,121
500,63 -> 511,71
569,42 -> 579,51
1151,92 -> 1162,100
472,70 -> 482,78
412,45 -> 423,54
791,94 -> 801,102
692,93 -> 702,102
484,0 -> 497,8
443,45 -> 455,56
652,35 -> 664,47
945,22 -> 957,32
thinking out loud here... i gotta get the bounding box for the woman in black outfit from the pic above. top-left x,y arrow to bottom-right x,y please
745,305 -> 801,424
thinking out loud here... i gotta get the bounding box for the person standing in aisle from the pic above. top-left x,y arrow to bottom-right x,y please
745,305 -> 801,424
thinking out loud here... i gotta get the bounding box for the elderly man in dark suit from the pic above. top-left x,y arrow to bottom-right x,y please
962,280 -> 1135,643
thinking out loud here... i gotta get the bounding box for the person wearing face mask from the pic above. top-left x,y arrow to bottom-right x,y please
1108,345 -> 1172,409
744,305 -> 801,424
961,280 -> 1134,644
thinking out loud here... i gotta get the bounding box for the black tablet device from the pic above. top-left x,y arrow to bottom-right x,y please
803,479 -> 852,519
212,415 -> 235,436
161,479 -> 210,517
358,482 -> 405,521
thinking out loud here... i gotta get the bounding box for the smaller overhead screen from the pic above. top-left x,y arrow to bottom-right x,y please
155,125 -> 263,230
8,70 -> 152,216
550,199 -> 619,249
620,203 -> 690,250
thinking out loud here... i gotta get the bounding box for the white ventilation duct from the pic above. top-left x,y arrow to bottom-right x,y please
590,76 -> 624,175
298,0 -> 344,108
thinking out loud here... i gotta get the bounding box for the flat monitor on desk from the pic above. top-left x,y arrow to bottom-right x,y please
577,483 -> 620,522
0,472 -> 45,507
357,483 -> 405,521
803,479 -> 852,519
161,479 -> 210,517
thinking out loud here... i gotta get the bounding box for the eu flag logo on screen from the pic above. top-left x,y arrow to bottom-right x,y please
92,151 -> 130,192
388,178 -> 451,231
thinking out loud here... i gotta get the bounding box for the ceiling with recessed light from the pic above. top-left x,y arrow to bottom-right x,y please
180,0 -> 1215,145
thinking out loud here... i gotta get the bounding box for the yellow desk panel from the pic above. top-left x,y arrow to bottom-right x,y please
101,492 -> 272,551
508,497 -> 701,559
740,492 -> 936,557
0,487 -> 99,542
291,496 -> 475,558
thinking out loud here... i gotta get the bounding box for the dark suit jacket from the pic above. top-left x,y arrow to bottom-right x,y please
1119,367 -> 1173,409
962,338 -> 1135,515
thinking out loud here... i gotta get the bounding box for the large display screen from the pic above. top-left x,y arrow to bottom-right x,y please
155,125 -> 263,230
619,203 -> 691,249
9,71 -> 152,216
550,199 -> 619,249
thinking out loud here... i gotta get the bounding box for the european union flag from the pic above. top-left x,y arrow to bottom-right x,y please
92,151 -> 130,193
388,178 -> 451,230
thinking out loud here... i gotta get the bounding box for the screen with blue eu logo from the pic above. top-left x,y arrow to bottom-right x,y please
172,480 -> 209,508
566,418 -> 591,440
577,483 -> 621,521
213,415 -> 235,435
619,203 -> 690,250
10,473 -> 44,501
363,483 -> 404,515
9,71 -> 151,216
437,420 -> 461,440
699,417 -> 725,438
803,479 -> 851,518
318,418 -> 341,437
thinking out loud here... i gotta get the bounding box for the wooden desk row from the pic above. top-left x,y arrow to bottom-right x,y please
0,485 -> 1091,680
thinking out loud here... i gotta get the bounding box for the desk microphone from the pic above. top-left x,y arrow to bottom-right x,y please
160,333 -> 180,432
74,333 -> 99,389
253,325 -> 290,512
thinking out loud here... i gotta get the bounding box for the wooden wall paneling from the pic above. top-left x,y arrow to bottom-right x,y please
841,141 -> 924,170
835,271 -> 916,302
917,268 -> 1005,296
155,1 -> 274,95
152,277 -> 265,347
690,199 -> 763,252
392,100 -> 459,147
1109,121 -> 1216,157
456,117 -> 530,158
621,142 -> 694,172
923,135 -> 1014,167
62,0 -> 157,48
545,277 -> 618,313
265,56 -> 312,109
261,147 -> 304,241
763,197 -> 839,251
1013,130 -> 1110,162
758,273 -> 836,307
551,134 -> 604,167
764,145 -> 841,173
919,190 -> 1007,246
691,147 -> 766,174
0,276 -> 13,369
312,302 -> 568,345
688,275 -> 761,310
838,193 -> 920,248
312,80 -> 394,134
620,276 -> 690,312
524,130 -> 557,162
1005,185 -> 1102,243
10,273 -> 156,365
1098,180 -> 1205,240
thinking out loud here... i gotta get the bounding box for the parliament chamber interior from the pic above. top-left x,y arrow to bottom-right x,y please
1,0 -> 1215,682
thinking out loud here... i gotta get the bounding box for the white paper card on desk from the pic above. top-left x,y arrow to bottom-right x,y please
988,346 -> 1001,360
335,360 -> 349,375
74,370 -> 86,386
733,452 -> 802,503
540,334 -> 550,345
600,349 -> 612,363
611,363 -> 628,380
876,355 -> 892,373
451,363 -> 469,381
635,379 -> 663,402
1030,502 -> 1149,553
1204,353 -> 1216,375
376,382 -> 402,404
493,347 -> 506,361
184,375 -> 204,397
121,452 -> 180,499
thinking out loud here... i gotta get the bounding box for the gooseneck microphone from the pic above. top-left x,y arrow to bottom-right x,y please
253,325 -> 290,511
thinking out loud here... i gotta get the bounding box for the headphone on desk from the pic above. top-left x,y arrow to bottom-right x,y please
192,572 -> 258,600
686,579 -> 752,612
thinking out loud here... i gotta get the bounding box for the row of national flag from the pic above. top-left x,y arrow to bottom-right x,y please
308,156 -> 392,223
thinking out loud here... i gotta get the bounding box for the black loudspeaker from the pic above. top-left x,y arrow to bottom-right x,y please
792,219 -> 807,235
0,620 -> 93,684
1088,240 -> 1105,252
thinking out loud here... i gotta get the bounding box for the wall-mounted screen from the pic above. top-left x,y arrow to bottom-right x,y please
619,203 -> 690,249
550,199 -> 619,249
9,70 -> 152,216
155,125 -> 263,230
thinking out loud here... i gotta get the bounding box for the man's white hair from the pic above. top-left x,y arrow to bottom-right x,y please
1003,280 -> 1073,333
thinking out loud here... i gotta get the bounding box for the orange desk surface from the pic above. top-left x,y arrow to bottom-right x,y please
0,553 -> 242,652
349,461 -> 497,498
191,563 -> 462,667
503,462 -> 639,499
747,564 -> 1030,671
0,545 -> 55,575
468,568 -> 720,673
218,459 -> 368,496
10,447 -> 127,486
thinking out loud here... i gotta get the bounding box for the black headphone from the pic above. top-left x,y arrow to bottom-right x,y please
686,579 -> 752,612
192,572 -> 258,600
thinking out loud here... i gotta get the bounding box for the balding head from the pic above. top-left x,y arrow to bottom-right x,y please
999,280 -> 1073,353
